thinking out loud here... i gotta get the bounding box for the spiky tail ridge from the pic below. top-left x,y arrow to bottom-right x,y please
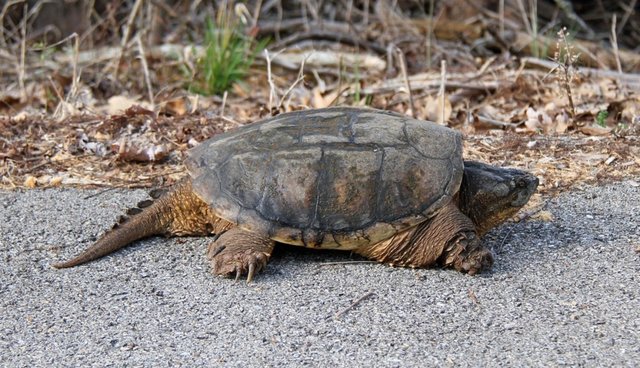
52,186 -> 179,269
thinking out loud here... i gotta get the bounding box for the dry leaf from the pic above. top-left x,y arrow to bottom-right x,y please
103,95 -> 152,115
532,210 -> 554,222
24,176 -> 37,188
477,104 -> 511,122
525,107 -> 553,132
13,111 -> 28,122
423,95 -> 452,124
162,97 -> 189,116
311,87 -> 338,109
579,125 -> 612,136
554,112 -> 569,133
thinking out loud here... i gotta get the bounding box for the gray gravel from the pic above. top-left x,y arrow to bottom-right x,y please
1,181 -> 639,367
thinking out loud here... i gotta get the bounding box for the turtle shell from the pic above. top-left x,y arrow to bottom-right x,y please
185,107 -> 463,249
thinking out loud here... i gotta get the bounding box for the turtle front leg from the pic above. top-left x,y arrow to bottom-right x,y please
207,228 -> 275,283
356,201 -> 493,275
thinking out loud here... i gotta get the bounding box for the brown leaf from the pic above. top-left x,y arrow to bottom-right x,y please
525,107 -> 552,132
162,97 -> 189,116
24,176 -> 37,188
579,125 -> 612,136
554,113 -> 569,133
423,95 -> 451,124
124,105 -> 155,117
103,96 -> 152,115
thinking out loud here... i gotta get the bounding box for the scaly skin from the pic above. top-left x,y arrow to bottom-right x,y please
52,180 -> 233,269
356,201 -> 494,275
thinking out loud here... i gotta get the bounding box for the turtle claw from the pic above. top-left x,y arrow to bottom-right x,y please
444,232 -> 494,275
209,249 -> 269,282
461,248 -> 494,275
206,228 -> 274,283
247,263 -> 256,284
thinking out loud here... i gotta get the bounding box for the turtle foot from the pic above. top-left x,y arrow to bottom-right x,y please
443,232 -> 494,275
206,228 -> 274,283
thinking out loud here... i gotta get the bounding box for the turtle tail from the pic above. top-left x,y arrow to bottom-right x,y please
52,184 -> 183,269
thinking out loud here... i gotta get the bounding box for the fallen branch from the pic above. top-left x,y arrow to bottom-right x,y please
270,30 -> 387,54
361,80 -> 500,95
521,57 -> 640,86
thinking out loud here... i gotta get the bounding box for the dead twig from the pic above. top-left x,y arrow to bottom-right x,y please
135,35 -> 154,111
70,33 -> 79,98
521,57 -> 640,85
219,115 -> 242,127
263,49 -> 277,112
258,19 -> 350,35
617,0 -> 637,34
113,0 -> 143,76
220,91 -> 228,117
395,48 -> 415,118
318,261 -> 376,266
52,33 -> 80,121
18,4 -> 26,102
438,60 -> 447,124
277,55 -> 307,110
331,291 -> 375,319
552,28 -> 578,120
270,30 -> 387,54
495,223 -> 517,254
250,0 -> 263,28
610,15 -> 623,75
497,197 -> 553,254
476,115 -> 522,128
83,186 -> 120,200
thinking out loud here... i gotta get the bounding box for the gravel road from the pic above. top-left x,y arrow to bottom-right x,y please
1,181 -> 639,367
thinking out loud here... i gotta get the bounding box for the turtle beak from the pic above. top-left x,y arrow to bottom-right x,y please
511,174 -> 539,207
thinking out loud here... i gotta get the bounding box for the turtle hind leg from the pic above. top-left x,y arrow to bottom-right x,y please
356,201 -> 493,275
207,228 -> 275,283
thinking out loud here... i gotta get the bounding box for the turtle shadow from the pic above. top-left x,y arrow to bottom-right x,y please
481,218 -> 582,275
263,218 -> 577,278
269,243 -> 366,266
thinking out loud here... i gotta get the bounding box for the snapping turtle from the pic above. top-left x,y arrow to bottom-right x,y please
53,107 -> 538,281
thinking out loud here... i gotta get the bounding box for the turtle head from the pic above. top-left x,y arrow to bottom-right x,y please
459,161 -> 539,236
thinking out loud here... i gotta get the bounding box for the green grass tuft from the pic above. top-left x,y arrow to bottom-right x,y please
596,110 -> 608,127
191,9 -> 268,96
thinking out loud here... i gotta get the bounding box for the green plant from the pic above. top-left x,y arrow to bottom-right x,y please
351,61 -> 372,106
596,110 -> 608,127
353,60 -> 361,104
192,6 -> 268,96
